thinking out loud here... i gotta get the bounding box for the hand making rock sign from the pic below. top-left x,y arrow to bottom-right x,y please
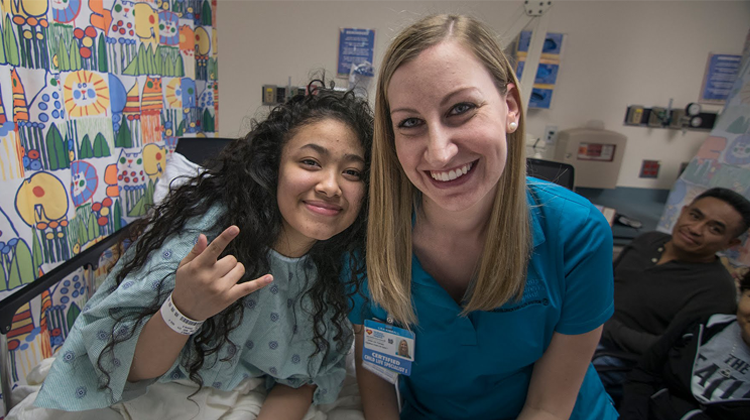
172,226 -> 273,322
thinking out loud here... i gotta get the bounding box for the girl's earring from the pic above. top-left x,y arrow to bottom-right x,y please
508,121 -> 518,132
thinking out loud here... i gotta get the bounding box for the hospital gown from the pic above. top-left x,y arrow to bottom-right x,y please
34,205 -> 352,411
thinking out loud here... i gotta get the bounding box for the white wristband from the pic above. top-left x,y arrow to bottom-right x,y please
160,293 -> 204,335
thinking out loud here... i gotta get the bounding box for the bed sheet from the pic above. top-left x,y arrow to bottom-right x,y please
6,347 -> 364,420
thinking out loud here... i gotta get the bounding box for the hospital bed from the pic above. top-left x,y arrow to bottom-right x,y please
0,223 -> 134,415
0,137 -> 365,419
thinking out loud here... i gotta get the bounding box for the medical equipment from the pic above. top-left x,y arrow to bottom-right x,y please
553,120 -> 627,189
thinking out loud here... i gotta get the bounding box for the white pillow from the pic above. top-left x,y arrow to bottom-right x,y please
153,152 -> 203,205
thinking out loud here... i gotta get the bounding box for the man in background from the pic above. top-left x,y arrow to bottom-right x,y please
596,187 -> 750,400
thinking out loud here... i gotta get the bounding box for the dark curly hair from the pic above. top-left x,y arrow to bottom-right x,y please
96,80 -> 373,395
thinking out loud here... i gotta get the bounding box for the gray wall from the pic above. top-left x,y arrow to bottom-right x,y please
218,0 -> 750,188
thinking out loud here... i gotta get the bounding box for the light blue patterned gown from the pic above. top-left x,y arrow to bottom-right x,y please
34,205 -> 352,411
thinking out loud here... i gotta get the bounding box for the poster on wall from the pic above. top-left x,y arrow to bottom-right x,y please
515,31 -> 565,109
699,53 -> 742,105
657,33 -> 750,279
337,28 -> 375,78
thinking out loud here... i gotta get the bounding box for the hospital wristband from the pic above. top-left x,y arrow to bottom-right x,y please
160,293 -> 204,335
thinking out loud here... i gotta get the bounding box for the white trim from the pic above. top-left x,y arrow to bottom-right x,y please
706,314 -> 735,328
680,409 -> 705,419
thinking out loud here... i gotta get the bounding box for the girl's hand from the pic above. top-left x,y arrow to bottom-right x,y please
172,225 -> 273,321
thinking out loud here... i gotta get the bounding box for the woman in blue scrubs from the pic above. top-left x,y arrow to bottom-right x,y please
349,14 -> 618,420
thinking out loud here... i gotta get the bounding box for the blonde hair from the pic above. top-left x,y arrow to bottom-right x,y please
367,14 -> 531,326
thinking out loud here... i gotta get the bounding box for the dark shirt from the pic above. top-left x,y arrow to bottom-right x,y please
603,231 -> 737,355
620,314 -> 750,420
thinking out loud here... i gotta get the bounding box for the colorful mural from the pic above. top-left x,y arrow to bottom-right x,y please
657,32 -> 750,277
0,0 -> 219,416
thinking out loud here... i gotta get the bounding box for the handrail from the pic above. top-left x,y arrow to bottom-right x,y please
0,224 -> 133,335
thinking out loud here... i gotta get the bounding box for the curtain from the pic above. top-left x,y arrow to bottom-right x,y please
0,0 -> 219,413
657,29 -> 750,276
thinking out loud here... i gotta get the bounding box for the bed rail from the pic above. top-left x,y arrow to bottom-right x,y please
0,224 -> 132,414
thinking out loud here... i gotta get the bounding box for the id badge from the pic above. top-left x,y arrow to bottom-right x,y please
362,319 -> 415,376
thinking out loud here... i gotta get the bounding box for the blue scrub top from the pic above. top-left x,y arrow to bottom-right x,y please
349,179 -> 618,420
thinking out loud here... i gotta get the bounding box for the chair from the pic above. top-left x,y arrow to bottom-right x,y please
526,157 -> 575,190
592,348 -> 640,372
592,347 -> 641,409
174,137 -> 235,165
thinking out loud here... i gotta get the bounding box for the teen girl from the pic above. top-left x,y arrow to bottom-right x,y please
32,84 -> 373,420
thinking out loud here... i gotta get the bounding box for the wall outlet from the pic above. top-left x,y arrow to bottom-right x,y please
639,160 -> 660,178
262,85 -> 276,105
544,125 -> 558,145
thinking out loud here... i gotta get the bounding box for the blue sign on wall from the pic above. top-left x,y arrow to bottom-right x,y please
516,62 -> 560,85
518,31 -> 564,54
515,31 -> 565,109
337,28 -> 375,77
700,54 -> 742,104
